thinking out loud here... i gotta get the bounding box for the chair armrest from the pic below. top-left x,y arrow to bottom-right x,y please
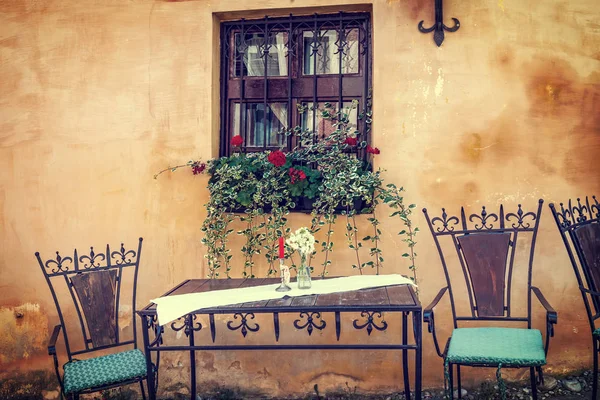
531,287 -> 557,356
48,325 -> 62,355
424,287 -> 449,327
531,287 -> 558,325
47,324 -> 65,393
423,287 -> 449,358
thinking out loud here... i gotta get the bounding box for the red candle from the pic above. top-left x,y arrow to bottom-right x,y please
278,237 -> 285,259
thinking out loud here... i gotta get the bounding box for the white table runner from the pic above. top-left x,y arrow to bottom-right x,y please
152,274 -> 415,325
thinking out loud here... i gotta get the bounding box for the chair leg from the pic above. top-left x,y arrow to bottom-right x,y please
530,367 -> 538,400
593,338 -> 599,400
449,363 -> 454,399
457,365 -> 462,399
140,380 -> 147,400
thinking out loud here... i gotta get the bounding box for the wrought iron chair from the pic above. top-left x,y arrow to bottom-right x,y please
549,196 -> 600,399
36,238 -> 148,400
422,200 -> 557,399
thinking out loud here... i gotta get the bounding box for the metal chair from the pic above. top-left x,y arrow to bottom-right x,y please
422,200 -> 557,399
36,238 -> 148,400
549,196 -> 600,399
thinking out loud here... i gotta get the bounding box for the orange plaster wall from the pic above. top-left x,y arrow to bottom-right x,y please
0,0 -> 599,396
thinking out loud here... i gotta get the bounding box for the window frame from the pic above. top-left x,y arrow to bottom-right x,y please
219,12 -> 372,158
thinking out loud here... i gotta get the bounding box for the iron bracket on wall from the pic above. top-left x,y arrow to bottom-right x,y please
418,0 -> 460,47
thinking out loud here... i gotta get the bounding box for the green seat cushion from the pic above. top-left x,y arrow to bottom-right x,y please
63,349 -> 147,394
446,328 -> 546,367
594,328 -> 600,337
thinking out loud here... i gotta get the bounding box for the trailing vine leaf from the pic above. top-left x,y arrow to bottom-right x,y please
380,183 -> 419,289
319,213 -> 336,277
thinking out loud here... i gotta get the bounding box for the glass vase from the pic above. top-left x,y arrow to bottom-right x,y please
297,256 -> 312,289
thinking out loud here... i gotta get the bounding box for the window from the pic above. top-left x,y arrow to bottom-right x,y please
219,12 -> 371,157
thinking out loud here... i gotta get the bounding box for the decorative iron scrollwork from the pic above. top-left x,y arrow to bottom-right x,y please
469,206 -> 498,230
79,246 -> 105,268
227,313 -> 259,337
170,314 -> 202,337
111,243 -> 136,265
209,314 -> 217,343
170,316 -> 186,333
358,23 -> 369,57
431,208 -> 460,233
147,315 -> 163,347
571,198 -> 589,223
235,27 -> 249,56
557,202 -> 574,228
591,196 -> 600,219
506,204 -> 537,229
555,197 -> 598,228
45,251 -> 73,273
352,311 -> 387,336
293,312 -> 326,336
257,19 -> 272,59
333,26 -> 348,57
307,28 -> 324,60
417,0 -> 460,47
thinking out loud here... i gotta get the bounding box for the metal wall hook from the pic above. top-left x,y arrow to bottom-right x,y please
418,0 -> 460,47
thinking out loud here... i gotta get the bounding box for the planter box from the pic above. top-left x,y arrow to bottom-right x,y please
223,197 -> 371,215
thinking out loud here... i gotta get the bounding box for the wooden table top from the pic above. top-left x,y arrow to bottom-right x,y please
140,278 -> 420,315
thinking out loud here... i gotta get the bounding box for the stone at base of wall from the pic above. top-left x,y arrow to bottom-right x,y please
41,389 -> 60,400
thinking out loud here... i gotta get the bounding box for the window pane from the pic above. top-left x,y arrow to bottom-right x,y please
301,101 -> 358,140
303,29 -> 359,75
234,32 -> 288,77
233,103 -> 288,147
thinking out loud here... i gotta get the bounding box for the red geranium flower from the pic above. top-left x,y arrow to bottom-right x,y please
366,145 -> 380,155
289,168 -> 307,184
192,162 -> 206,175
344,137 -> 358,146
231,135 -> 243,147
268,150 -> 287,167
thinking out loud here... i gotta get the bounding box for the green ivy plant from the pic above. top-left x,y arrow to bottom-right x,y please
155,96 -> 419,287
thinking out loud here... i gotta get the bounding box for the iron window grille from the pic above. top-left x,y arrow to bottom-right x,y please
219,12 -> 372,158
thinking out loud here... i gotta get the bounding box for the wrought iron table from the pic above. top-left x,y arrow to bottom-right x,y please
139,278 -> 422,400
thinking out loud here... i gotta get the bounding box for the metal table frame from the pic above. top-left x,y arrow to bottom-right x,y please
138,279 -> 422,400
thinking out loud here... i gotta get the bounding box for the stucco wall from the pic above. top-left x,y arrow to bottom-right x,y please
0,0 -> 599,396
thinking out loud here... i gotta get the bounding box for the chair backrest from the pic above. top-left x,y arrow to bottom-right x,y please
549,196 -> 600,325
423,200 -> 544,328
36,238 -> 143,361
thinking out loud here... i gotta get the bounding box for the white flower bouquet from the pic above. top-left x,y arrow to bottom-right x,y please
287,227 -> 315,260
287,227 -> 315,289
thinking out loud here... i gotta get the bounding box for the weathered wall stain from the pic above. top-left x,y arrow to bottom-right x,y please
459,132 -> 484,165
199,352 -> 218,373
521,57 -> 600,190
0,304 -> 48,364
389,0 -> 432,21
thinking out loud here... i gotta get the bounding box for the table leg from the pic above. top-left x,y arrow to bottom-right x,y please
413,310 -> 422,400
402,312 -> 411,399
188,315 -> 197,400
141,315 -> 156,400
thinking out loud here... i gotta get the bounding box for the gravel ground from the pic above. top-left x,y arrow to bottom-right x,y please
189,370 -> 597,400
7,369 -> 592,400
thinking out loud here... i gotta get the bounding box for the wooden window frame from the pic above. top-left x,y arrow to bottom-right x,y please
219,12 -> 372,158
